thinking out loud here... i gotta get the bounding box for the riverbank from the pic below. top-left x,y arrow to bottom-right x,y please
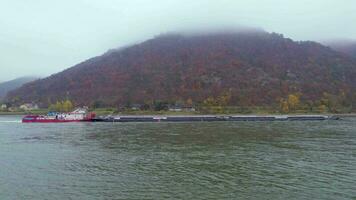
333,113 -> 356,118
1,109 -> 356,118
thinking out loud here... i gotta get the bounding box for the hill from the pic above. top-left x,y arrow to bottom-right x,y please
0,77 -> 38,101
6,31 -> 356,111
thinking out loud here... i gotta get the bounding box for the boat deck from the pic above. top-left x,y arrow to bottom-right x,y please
93,115 -> 338,122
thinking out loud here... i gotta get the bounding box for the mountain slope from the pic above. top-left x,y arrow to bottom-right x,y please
325,40 -> 356,58
6,31 -> 356,107
0,77 -> 38,100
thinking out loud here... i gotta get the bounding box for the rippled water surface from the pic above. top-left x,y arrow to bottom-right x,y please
0,116 -> 355,199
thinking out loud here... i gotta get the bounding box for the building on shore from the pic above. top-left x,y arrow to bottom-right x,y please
168,105 -> 196,112
168,105 -> 183,112
1,104 -> 7,111
20,103 -> 39,111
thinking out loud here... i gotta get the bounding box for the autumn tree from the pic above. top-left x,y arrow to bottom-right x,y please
287,94 -> 300,111
318,105 -> 327,113
279,99 -> 289,113
63,100 -> 73,112
279,93 -> 301,113
201,91 -> 232,113
186,98 -> 193,107
203,97 -> 217,107
49,100 -> 74,112
319,92 -> 348,113
55,101 -> 62,111
217,92 -> 232,106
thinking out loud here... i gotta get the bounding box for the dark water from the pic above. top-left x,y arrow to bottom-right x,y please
0,116 -> 355,200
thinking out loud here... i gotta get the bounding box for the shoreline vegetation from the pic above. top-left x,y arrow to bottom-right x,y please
1,95 -> 355,117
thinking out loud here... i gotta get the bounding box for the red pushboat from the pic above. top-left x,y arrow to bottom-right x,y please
22,108 -> 96,123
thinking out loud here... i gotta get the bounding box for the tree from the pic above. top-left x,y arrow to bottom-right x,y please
217,92 -> 232,106
49,104 -> 56,111
63,100 -> 73,112
55,101 -> 62,112
186,98 -> 193,107
203,97 -> 217,107
49,100 -> 74,112
305,100 -> 314,112
320,92 -> 343,113
153,101 -> 169,111
279,99 -> 289,113
287,94 -> 300,111
318,105 -> 327,113
279,93 -> 301,113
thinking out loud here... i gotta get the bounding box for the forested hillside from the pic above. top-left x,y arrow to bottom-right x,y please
6,31 -> 356,112
0,76 -> 38,100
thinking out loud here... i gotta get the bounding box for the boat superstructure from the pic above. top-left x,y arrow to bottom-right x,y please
22,108 -> 96,123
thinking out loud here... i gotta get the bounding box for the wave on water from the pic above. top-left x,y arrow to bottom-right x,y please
0,120 -> 22,123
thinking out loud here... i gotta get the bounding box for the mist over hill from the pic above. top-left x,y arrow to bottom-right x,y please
6,31 -> 356,110
0,76 -> 38,101
324,40 -> 356,59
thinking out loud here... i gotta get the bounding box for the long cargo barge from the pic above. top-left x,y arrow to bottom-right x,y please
93,115 -> 339,123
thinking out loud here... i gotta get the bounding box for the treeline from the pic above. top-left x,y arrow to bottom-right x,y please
91,99 -> 194,111
89,90 -> 355,114
8,88 -> 353,114
48,100 -> 73,112
279,92 -> 355,113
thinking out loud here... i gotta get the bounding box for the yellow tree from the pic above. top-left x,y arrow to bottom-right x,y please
203,97 -> 217,107
287,94 -> 300,111
320,92 -> 330,110
279,99 -> 289,113
202,97 -> 217,113
55,101 -> 62,112
217,92 -> 231,106
63,100 -> 73,112
318,105 -> 327,113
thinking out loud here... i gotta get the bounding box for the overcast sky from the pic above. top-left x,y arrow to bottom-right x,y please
0,0 -> 356,81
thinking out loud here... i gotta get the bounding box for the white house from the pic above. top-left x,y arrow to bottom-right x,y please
20,103 -> 39,111
168,106 -> 183,112
1,104 -> 7,110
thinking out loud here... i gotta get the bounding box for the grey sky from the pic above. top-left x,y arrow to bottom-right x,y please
1,0 -> 355,81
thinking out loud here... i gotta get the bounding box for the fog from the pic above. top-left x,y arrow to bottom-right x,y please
0,0 -> 355,81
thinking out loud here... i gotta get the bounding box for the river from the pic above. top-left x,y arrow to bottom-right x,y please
0,115 -> 355,199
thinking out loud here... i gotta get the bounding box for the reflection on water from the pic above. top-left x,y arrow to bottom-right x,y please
0,116 -> 355,199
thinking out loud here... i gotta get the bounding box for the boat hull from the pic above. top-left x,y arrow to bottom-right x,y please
22,119 -> 92,123
22,114 -> 94,123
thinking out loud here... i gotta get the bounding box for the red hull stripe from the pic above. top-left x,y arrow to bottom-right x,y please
22,119 -> 92,123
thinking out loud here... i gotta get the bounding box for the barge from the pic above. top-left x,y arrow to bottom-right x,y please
94,115 -> 338,123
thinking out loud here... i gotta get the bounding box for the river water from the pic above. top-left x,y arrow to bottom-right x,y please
0,115 -> 355,199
